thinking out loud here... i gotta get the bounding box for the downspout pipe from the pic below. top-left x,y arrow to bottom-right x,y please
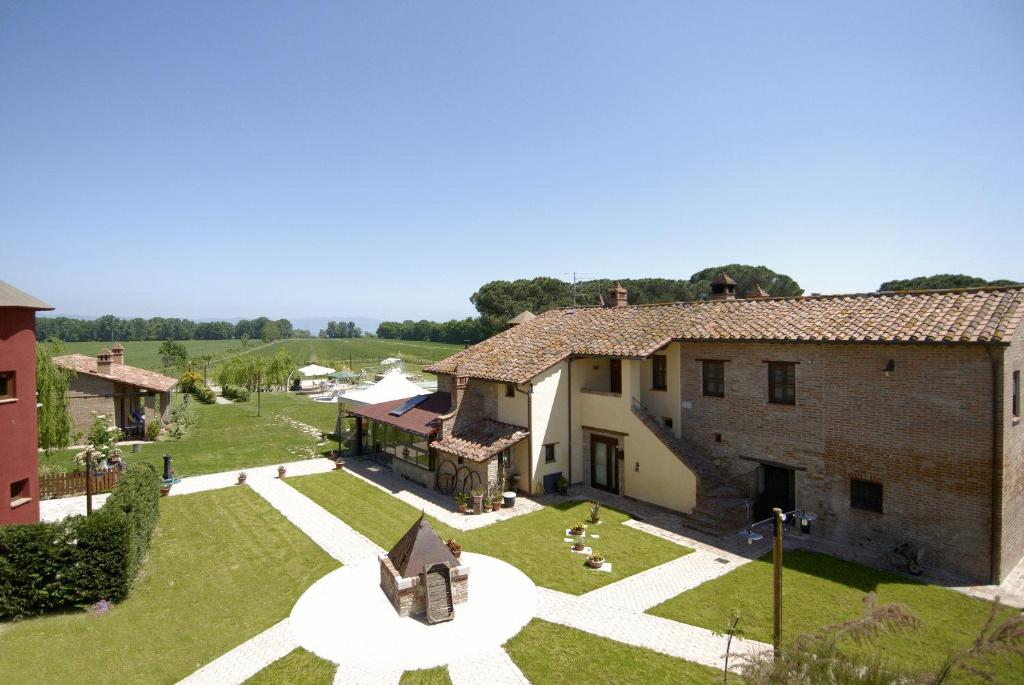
987,344 -> 1004,584
567,358 -> 573,485
514,383 -> 534,494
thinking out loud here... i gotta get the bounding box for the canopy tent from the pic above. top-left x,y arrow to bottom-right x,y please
341,369 -> 430,407
299,364 -> 336,377
329,370 -> 358,380
380,357 -> 402,366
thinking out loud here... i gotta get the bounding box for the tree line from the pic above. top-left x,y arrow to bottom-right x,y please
36,315 -> 306,343
376,264 -> 804,343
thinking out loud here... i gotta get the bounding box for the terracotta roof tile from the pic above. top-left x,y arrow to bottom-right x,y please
54,354 -> 179,393
346,393 -> 451,436
430,418 -> 529,463
425,287 -> 1024,384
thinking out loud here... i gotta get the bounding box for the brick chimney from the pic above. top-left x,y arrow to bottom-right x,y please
97,349 -> 113,373
111,343 -> 125,365
744,284 -> 770,299
709,273 -> 737,300
608,282 -> 628,308
453,364 -> 469,410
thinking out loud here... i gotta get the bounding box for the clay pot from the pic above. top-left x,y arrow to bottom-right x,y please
277,467 -> 287,479
491,501 -> 501,512
237,474 -> 247,485
160,486 -> 171,497
587,557 -> 604,569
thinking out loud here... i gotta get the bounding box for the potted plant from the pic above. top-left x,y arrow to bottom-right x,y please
586,552 -> 605,569
455,492 -> 469,514
556,475 -> 569,495
569,521 -> 586,536
491,493 -> 502,512
159,483 -> 172,497
237,471 -> 247,485
572,535 -> 586,552
277,465 -> 287,479
589,500 -> 601,524
446,538 -> 462,559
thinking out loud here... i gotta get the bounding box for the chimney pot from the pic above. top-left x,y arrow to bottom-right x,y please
97,349 -> 113,372
709,273 -> 737,300
608,282 -> 628,308
111,344 -> 125,365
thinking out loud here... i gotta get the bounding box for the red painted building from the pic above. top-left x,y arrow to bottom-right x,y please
0,280 -> 54,525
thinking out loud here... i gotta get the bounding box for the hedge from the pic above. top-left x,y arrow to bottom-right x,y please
221,384 -> 250,402
0,463 -> 161,620
192,383 -> 216,404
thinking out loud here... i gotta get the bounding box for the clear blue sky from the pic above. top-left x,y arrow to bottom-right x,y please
2,1 -> 1022,321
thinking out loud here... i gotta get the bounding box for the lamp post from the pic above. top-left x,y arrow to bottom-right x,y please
737,507 -> 816,659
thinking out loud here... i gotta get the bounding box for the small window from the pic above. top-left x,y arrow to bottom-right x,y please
502,447 -> 513,470
652,355 -> 667,391
0,371 -> 14,400
544,444 -> 555,463
10,478 -> 30,507
662,417 -> 673,429
702,361 -> 724,397
850,479 -> 883,513
1013,371 -> 1020,419
768,362 -> 796,405
505,383 -> 516,398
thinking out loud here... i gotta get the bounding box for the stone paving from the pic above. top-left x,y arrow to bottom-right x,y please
535,588 -> 770,671
177,619 -> 298,685
248,475 -> 383,565
332,663 -> 404,685
447,647 -> 529,684
342,457 -> 545,531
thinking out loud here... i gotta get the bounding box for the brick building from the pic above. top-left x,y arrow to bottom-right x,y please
0,280 -> 54,526
53,348 -> 176,438
425,280 -> 1024,584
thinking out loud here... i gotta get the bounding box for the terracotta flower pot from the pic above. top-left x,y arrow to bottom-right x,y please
491,501 -> 501,512
573,543 -> 585,552
237,475 -> 247,485
277,467 -> 286,479
458,504 -> 468,514
587,558 -> 604,569
160,486 -> 171,497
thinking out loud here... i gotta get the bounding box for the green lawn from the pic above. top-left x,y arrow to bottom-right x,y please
39,392 -> 339,477
245,649 -> 337,685
399,666 -> 452,684
288,469 -> 691,594
505,619 -> 719,684
0,487 -> 338,684
62,339 -> 248,372
215,338 -> 462,375
648,550 -> 1023,680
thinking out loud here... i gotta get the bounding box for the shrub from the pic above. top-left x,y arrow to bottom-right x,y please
177,371 -> 202,394
0,464 -> 161,619
191,383 -> 216,404
146,419 -> 161,441
221,384 -> 250,402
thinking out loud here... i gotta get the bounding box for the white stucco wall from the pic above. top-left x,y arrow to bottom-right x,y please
526,362 -> 570,494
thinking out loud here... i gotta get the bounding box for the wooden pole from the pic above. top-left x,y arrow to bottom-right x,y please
772,507 -> 783,658
85,451 -> 93,516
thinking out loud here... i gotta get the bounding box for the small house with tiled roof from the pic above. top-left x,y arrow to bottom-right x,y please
54,347 -> 177,438
425,278 -> 1024,585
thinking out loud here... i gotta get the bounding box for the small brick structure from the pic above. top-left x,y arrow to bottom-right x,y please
380,514 -> 469,621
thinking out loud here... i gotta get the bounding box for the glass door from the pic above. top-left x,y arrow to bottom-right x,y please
590,436 -> 616,491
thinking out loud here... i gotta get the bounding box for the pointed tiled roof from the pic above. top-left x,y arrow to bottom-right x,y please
424,286 -> 1024,384
387,514 -> 459,577
507,311 -> 536,325
431,418 -> 529,462
54,354 -> 179,392
0,280 -> 54,310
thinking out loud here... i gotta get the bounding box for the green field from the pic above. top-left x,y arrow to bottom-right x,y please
60,338 -> 462,374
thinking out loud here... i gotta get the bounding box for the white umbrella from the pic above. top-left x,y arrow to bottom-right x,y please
299,364 -> 336,377
380,357 -> 402,366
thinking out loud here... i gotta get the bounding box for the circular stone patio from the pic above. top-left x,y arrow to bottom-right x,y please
289,552 -> 537,671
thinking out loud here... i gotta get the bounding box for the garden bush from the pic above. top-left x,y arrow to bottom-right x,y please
221,384 -> 250,402
0,464 -> 161,620
191,383 -> 216,404
177,371 -> 202,395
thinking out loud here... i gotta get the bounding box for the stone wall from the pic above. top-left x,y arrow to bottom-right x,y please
676,340 -> 998,582
379,555 -> 469,618
67,374 -> 116,434
393,457 -> 433,488
1001,334 -> 1024,579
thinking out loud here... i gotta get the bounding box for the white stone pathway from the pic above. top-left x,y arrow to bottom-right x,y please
448,647 -> 529,684
536,588 -> 768,671
177,619 -> 298,685
582,549 -> 749,613
248,476 -> 383,565
332,663 -> 404,685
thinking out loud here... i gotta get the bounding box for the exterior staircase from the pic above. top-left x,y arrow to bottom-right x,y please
631,399 -> 752,535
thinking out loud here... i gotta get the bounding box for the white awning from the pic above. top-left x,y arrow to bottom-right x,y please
341,369 -> 430,407
299,364 -> 336,376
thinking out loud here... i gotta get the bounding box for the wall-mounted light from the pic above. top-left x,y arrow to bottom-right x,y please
634,461 -> 640,472
884,359 -> 895,375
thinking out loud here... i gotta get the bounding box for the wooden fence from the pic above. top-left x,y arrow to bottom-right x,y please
39,470 -> 121,500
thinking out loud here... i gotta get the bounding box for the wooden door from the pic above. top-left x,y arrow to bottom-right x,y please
609,359 -> 622,394
590,436 -> 617,492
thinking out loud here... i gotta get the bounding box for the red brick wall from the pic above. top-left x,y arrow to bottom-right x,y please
0,308 -> 41,525
677,341 -> 997,582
